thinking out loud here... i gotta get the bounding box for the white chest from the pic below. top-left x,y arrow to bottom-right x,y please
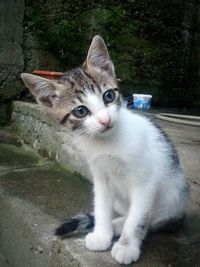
92,154 -> 132,197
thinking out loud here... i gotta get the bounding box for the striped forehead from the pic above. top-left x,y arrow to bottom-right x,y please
65,69 -> 101,90
74,89 -> 104,111
71,73 -> 103,104
85,92 -> 104,109
59,68 -> 113,108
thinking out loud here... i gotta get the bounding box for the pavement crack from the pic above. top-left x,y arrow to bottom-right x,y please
188,177 -> 200,187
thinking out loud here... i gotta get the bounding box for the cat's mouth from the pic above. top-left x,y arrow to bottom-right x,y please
101,125 -> 113,133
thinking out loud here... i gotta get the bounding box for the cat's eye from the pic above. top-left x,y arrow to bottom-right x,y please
103,89 -> 116,104
72,106 -> 89,118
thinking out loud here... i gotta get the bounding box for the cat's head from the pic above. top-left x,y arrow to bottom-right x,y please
21,35 -> 122,137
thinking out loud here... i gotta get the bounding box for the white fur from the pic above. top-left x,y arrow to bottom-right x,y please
73,103 -> 187,264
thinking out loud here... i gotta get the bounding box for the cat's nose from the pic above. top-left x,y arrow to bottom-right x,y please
99,118 -> 111,127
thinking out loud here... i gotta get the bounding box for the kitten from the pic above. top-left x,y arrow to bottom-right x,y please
21,35 -> 188,265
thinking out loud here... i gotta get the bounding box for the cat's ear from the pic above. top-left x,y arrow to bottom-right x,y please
21,73 -> 63,108
85,35 -> 115,77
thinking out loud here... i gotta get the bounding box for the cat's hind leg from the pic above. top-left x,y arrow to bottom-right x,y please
150,215 -> 185,233
150,179 -> 188,232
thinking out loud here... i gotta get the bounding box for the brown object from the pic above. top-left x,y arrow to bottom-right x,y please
32,70 -> 64,80
33,69 -> 121,82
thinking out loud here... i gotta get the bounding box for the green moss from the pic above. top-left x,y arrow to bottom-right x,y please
0,143 -> 41,169
0,104 -> 11,126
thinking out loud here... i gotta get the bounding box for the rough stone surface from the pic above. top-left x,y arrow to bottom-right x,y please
0,251 -> 11,267
12,101 -> 92,180
0,0 -> 25,87
0,0 -> 63,88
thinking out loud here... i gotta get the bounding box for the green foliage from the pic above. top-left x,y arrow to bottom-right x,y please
27,0 -> 199,107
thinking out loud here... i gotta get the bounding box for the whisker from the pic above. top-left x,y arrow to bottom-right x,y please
74,128 -> 98,154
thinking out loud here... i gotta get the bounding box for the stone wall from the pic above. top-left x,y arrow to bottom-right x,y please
0,0 -> 63,88
12,101 -> 92,180
0,0 -> 25,87
0,1 -> 24,125
0,0 -> 63,125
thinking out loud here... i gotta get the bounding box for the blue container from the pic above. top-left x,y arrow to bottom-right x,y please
133,94 -> 152,110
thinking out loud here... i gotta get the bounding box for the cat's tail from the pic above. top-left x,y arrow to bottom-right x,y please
55,212 -> 94,238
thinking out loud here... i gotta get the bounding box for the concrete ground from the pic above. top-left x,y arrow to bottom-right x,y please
0,111 -> 200,267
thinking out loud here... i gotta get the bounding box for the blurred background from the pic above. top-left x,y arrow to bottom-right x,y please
0,0 -> 200,125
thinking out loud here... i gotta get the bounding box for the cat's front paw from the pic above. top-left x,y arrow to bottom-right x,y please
85,232 -> 112,251
111,239 -> 140,265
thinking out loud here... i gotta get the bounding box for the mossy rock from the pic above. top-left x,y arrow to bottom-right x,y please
0,104 -> 12,126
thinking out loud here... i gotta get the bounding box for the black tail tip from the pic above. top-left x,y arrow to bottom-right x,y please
55,218 -> 80,238
55,213 -> 94,238
55,224 -> 65,237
